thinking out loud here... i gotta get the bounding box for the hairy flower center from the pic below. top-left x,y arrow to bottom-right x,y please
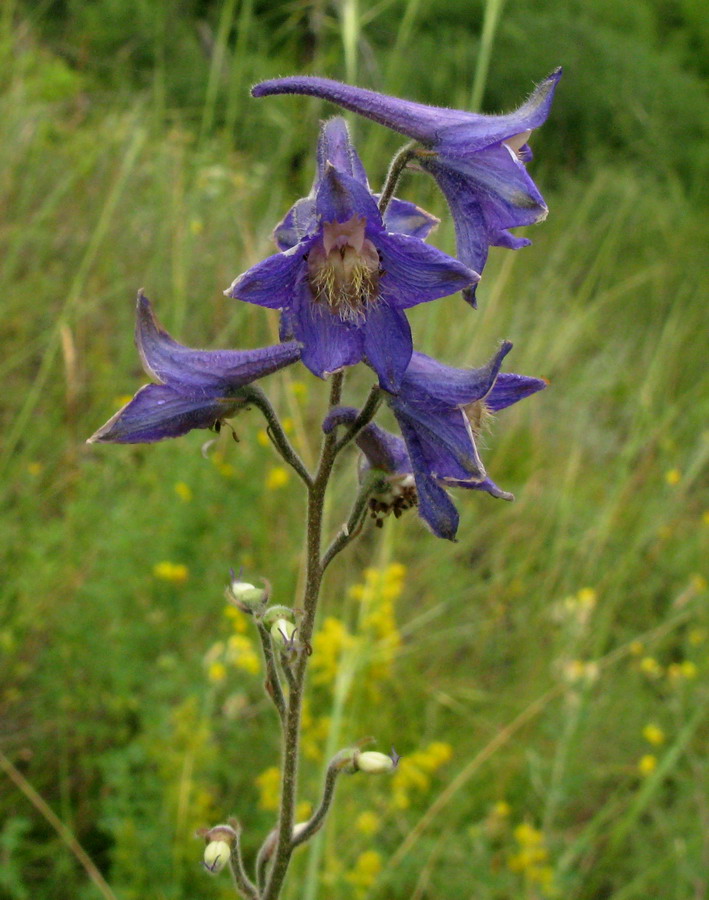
463,399 -> 493,436
368,473 -> 417,527
504,129 -> 532,161
307,216 -> 380,323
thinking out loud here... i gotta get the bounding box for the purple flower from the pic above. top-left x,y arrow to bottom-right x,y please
252,70 -> 561,304
87,292 -> 301,444
225,119 -> 478,392
324,343 -> 546,540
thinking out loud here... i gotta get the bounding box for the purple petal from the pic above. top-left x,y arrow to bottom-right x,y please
317,117 -> 369,186
226,243 -> 310,308
486,372 -> 547,412
315,165 -> 381,225
87,383 -> 240,444
376,230 -> 478,309
273,197 -> 316,251
380,195 -> 440,240
136,292 -> 301,389
291,282 -> 363,378
421,149 -> 544,302
446,474 -> 514,501
426,144 -> 547,227
363,304 -> 413,392
390,401 -> 485,481
397,417 -> 459,540
252,69 -> 562,153
402,342 -> 513,407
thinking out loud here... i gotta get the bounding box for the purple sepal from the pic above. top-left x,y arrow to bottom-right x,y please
88,292 -> 301,444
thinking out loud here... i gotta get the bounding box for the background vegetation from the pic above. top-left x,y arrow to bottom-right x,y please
1,0 -> 707,898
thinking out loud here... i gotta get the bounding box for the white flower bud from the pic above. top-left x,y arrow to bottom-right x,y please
270,618 -> 297,649
226,574 -> 267,611
203,840 -> 231,874
355,750 -> 397,775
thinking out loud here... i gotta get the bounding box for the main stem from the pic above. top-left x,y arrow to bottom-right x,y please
263,373 -> 344,900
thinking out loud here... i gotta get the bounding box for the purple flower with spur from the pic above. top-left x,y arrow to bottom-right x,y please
225,119 -> 478,392
324,342 -> 546,540
87,291 -> 301,444
252,69 -> 561,304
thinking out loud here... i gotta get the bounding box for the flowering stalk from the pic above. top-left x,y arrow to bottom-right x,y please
87,67 -> 559,899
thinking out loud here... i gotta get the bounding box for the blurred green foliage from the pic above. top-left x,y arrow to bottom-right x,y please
1,1 -> 707,898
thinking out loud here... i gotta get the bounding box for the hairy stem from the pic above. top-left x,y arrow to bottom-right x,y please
378,142 -> 418,215
263,373 -> 345,900
333,385 -> 382,455
321,471 -> 382,573
256,623 -> 286,723
228,827 -> 260,900
244,385 -> 313,488
290,757 -> 345,849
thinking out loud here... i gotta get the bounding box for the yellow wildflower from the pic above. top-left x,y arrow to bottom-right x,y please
311,617 -> 356,686
266,466 -> 290,490
642,723 -> 665,746
355,811 -> 381,836
153,561 -> 189,584
174,481 -> 192,502
289,380 -> 308,401
639,656 -> 662,678
345,851 -> 382,890
224,605 -> 249,633
638,754 -> 657,776
629,640 -> 644,656
226,634 -> 260,675
207,661 -> 227,683
257,429 -> 270,448
391,742 -> 452,809
690,574 -> 707,592
665,468 -> 681,485
688,627 -> 707,646
27,462 -> 43,476
508,823 -> 557,895
668,660 -> 698,682
702,510 -> 709,526
296,801 -> 313,821
256,766 -> 281,811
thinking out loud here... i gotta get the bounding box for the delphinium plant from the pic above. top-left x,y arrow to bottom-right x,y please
88,67 -> 561,898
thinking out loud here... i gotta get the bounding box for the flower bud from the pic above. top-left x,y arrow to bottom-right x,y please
354,749 -> 400,775
203,840 -> 231,874
226,571 -> 268,612
262,605 -> 295,629
270,618 -> 297,649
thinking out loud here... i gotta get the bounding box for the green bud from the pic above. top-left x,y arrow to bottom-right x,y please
226,572 -> 268,612
270,618 -> 297,649
203,840 -> 231,874
262,605 -> 295,629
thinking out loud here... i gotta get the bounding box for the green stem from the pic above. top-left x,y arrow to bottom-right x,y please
228,827 -> 259,899
321,471 -> 381,573
263,373 -> 345,900
256,623 -> 286,723
290,758 -> 344,849
333,385 -> 382,455
244,385 -> 313,488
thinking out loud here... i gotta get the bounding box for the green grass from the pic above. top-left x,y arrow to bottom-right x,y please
1,4 -> 708,900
